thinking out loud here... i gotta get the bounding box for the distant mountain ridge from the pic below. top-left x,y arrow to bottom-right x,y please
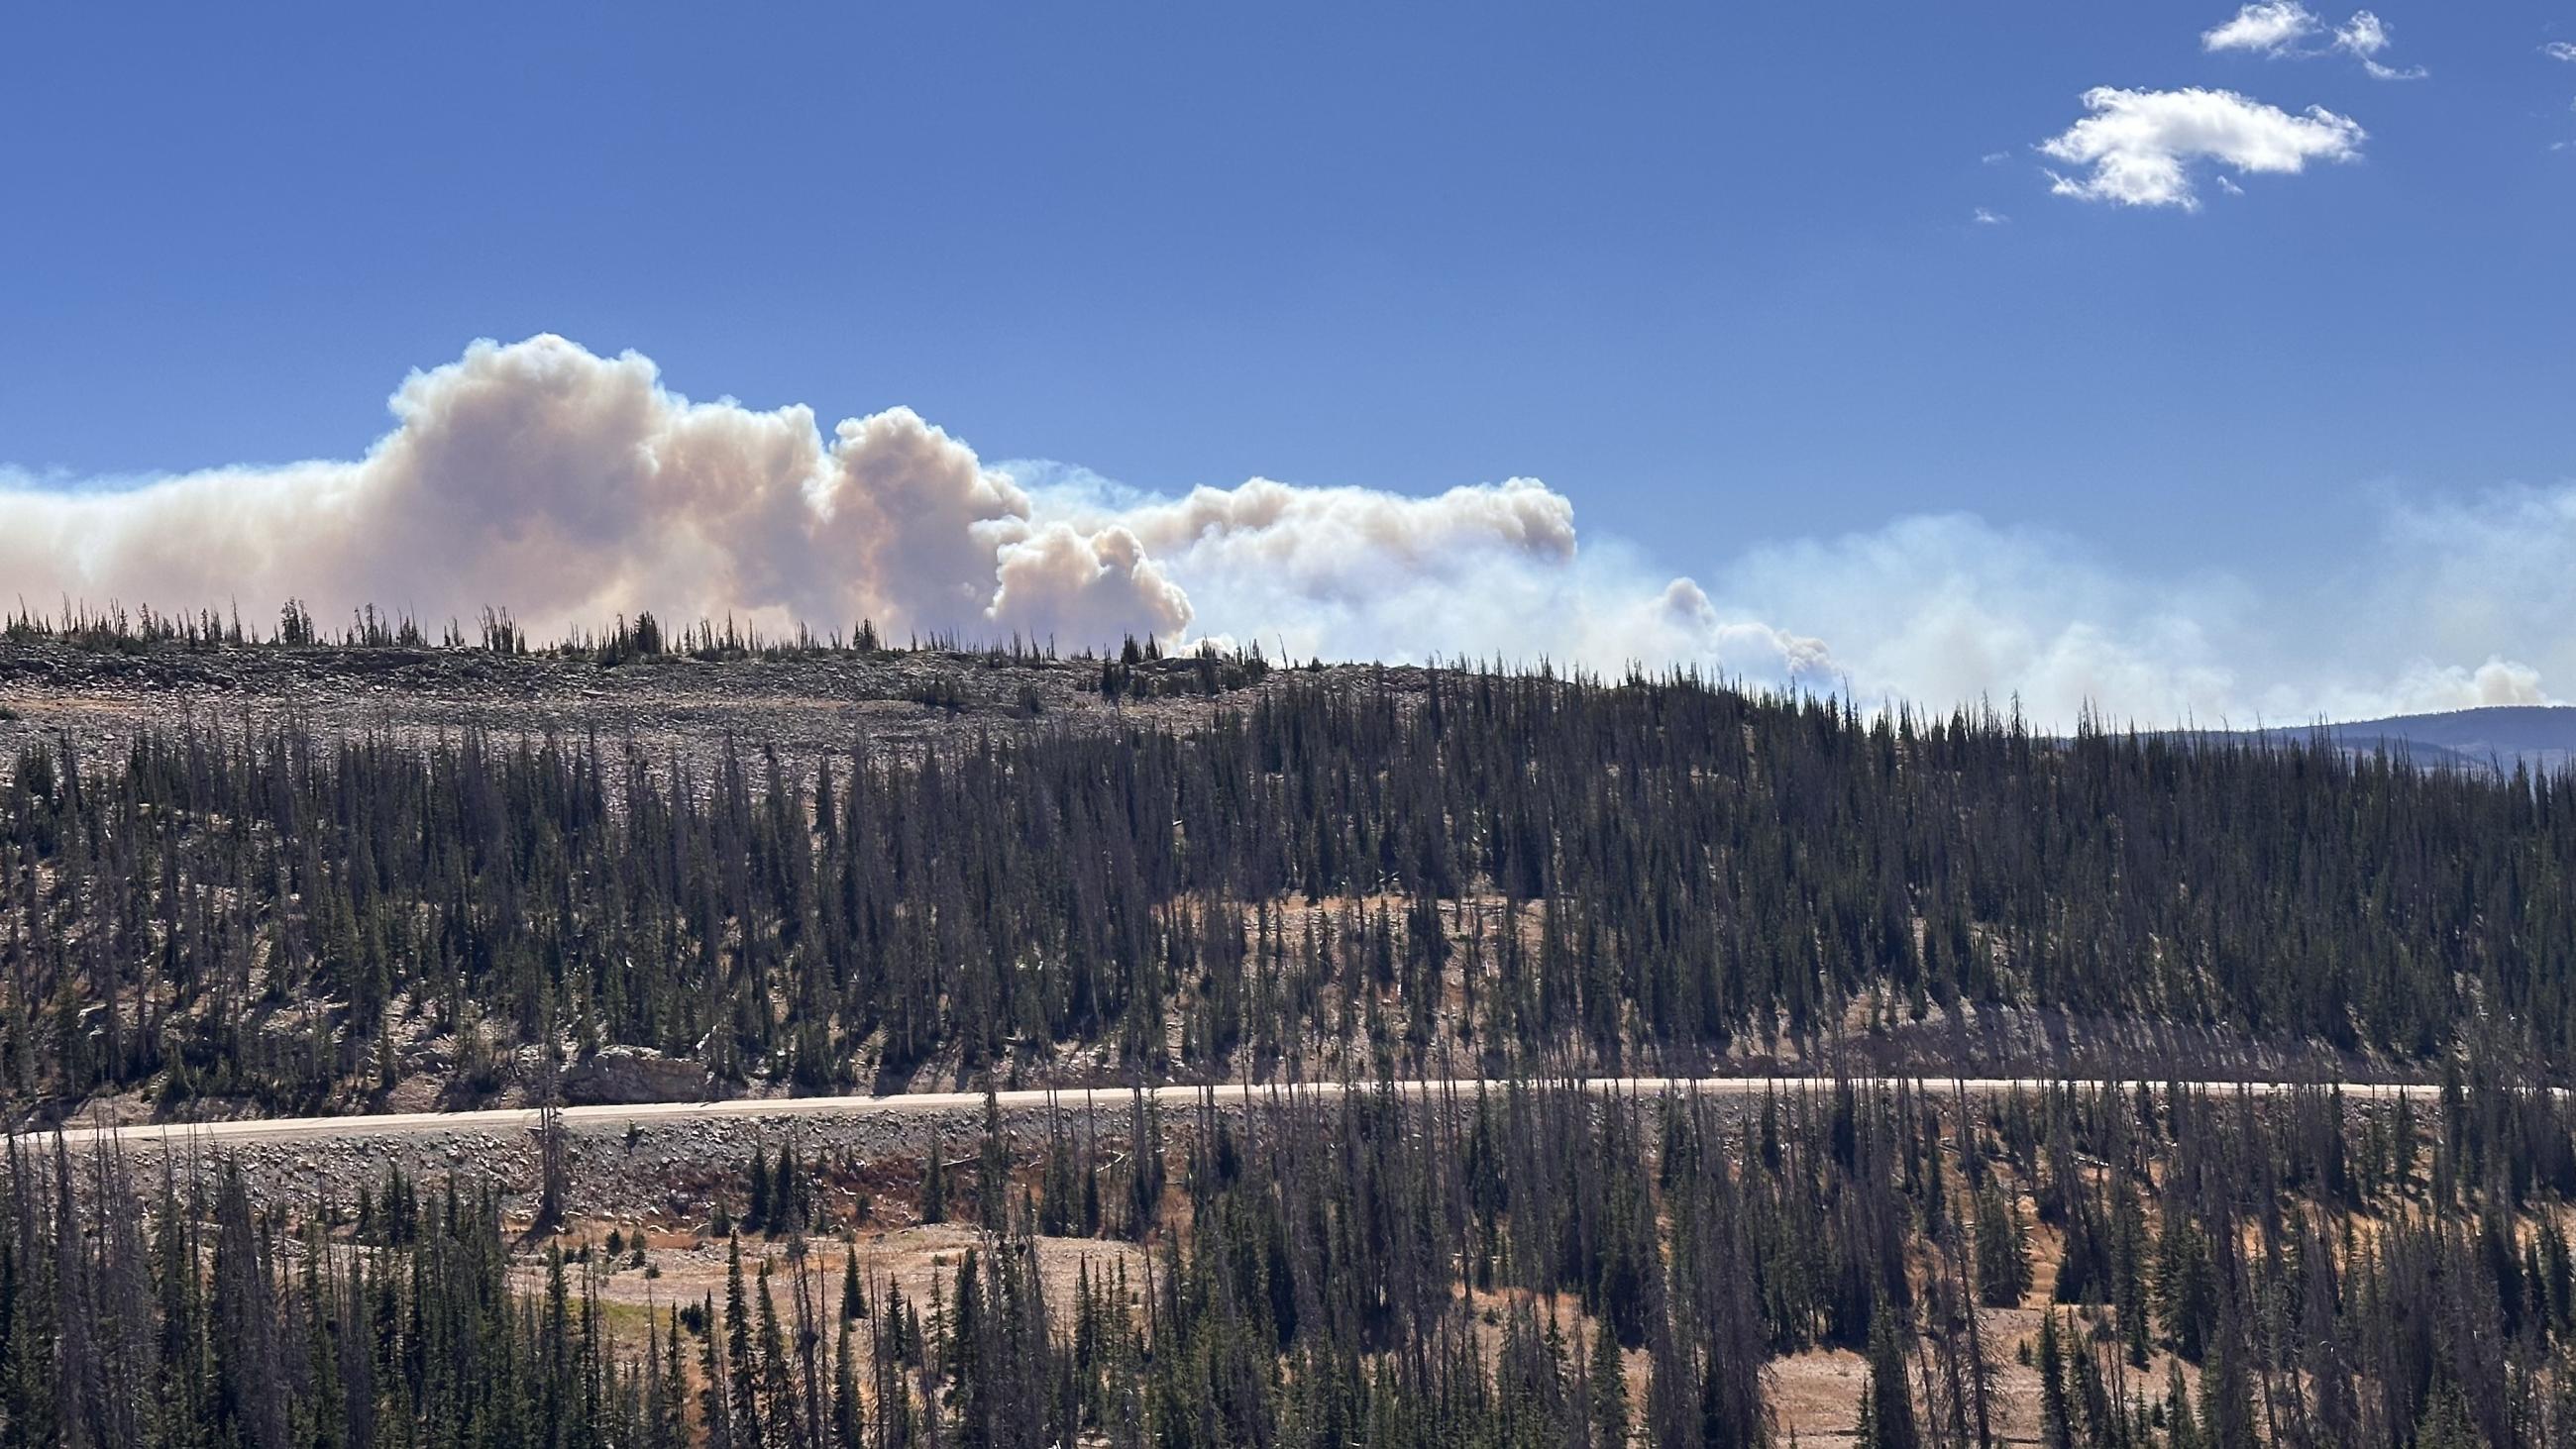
2233,704 -> 2576,776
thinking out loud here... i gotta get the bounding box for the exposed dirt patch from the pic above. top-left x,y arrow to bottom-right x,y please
531,1221 -> 1148,1323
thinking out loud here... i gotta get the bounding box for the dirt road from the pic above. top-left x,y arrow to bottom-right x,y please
35,1073 -> 2439,1150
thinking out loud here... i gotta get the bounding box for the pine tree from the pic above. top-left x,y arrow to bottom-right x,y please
1863,1313 -> 1919,1449
1587,1320 -> 1629,1448
724,1241 -> 764,1447
698,1294 -> 737,1449
2036,1310 -> 2071,1449
1973,1183 -> 2029,1308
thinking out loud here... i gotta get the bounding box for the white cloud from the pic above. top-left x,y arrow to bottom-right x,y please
2203,4 -> 2420,76
1972,207 -> 2009,225
2545,41 -> 2576,61
2332,12 -> 2425,79
2203,3 -> 2320,54
2333,12 -> 2389,57
2039,86 -> 2364,208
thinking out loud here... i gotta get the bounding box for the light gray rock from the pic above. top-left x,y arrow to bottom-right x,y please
561,1046 -> 713,1106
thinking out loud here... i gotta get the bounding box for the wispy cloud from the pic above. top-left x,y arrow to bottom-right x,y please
2039,86 -> 2364,208
1972,207 -> 2009,225
2204,2 -> 2321,55
2544,40 -> 2576,149
2203,3 -> 2422,77
2331,12 -> 2425,79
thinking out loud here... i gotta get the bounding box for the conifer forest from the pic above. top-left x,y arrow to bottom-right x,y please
3,616 -> 2574,1447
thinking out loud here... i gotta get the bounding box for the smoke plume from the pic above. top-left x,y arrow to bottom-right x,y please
2,333 -> 2565,727
2,333 -> 1807,675
1,337 -> 1198,646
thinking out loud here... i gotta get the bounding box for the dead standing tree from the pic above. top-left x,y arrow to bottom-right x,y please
536,1004 -> 569,1231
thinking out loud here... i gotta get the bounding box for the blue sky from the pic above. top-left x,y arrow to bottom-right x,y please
3,3 -> 2574,723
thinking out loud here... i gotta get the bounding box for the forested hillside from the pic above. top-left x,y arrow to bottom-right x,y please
5,639 -> 2575,1120
9,622 -> 2576,1447
15,1071 -> 2576,1447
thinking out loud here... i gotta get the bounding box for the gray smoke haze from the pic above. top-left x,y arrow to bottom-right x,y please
1,334 -> 2564,726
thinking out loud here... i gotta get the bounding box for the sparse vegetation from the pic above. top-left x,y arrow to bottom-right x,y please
10,1073 -> 2576,1445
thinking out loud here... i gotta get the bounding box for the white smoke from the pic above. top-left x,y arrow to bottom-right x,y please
0,336 -> 1194,646
0,333 -> 1811,676
1703,502 -> 2571,728
0,333 -> 2563,727
1005,462 -> 1827,679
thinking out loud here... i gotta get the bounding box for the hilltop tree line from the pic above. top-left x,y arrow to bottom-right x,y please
15,1067 -> 2576,1445
1,599 -> 1239,684
6,666 -> 2576,1112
